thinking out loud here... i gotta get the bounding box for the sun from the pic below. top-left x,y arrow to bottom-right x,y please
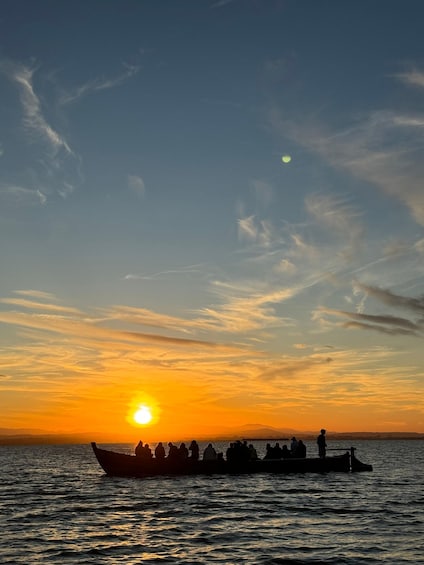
126,394 -> 160,429
133,405 -> 153,425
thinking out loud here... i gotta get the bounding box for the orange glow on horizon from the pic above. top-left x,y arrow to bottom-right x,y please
1,337 -> 422,438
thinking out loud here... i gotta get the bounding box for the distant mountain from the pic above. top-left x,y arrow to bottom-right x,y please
222,424 -> 297,439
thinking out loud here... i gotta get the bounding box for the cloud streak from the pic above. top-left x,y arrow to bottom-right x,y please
394,68 -> 424,89
353,281 -> 424,315
0,59 -> 82,202
124,264 -> 203,280
315,306 -> 423,337
59,63 -> 140,105
0,184 -> 47,205
5,62 -> 72,155
314,281 -> 424,337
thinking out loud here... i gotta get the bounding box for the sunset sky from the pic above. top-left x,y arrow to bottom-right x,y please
1,0 -> 423,440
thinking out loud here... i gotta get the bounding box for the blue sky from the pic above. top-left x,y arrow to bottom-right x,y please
0,0 -> 423,435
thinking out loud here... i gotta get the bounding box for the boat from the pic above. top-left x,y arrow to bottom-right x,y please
91,442 -> 372,477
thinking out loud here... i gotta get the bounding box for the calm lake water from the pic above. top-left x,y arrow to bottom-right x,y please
1,440 -> 423,564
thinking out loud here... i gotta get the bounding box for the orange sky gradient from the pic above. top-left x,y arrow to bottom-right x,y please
1,291 -> 422,440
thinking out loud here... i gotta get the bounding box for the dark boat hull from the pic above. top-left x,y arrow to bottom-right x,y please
91,442 -> 372,477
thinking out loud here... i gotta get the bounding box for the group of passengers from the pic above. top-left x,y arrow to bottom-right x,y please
226,440 -> 258,462
264,437 -> 307,459
135,439 -> 200,461
135,436 -> 308,462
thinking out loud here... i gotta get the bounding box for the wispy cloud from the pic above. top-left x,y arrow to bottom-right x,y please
124,264 -> 203,280
305,193 -> 363,239
394,68 -> 424,89
314,281 -> 424,337
353,281 -> 424,315
0,59 -> 82,202
283,111 -> 424,226
0,184 -> 47,205
59,63 -> 140,105
314,306 -> 423,337
0,305 -> 237,350
5,62 -> 72,155
128,174 -> 145,198
415,239 -> 424,254
238,215 -> 258,241
237,215 -> 279,248
100,304 -> 195,334
196,281 -> 298,333
210,0 -> 237,8
14,289 -> 58,300
275,258 -> 297,274
0,297 -> 83,315
124,277 -> 297,335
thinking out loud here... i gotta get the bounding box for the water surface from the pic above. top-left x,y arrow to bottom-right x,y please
1,440 -> 423,563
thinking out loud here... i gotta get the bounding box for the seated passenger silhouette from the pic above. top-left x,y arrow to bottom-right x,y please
154,442 -> 165,459
264,443 -> 273,459
135,440 -> 143,456
248,444 -> 258,460
203,443 -> 217,460
226,442 -> 236,461
281,444 -> 291,459
189,440 -> 199,460
143,443 -> 152,459
274,442 -> 283,459
179,442 -> 189,459
295,439 -> 306,458
167,442 -> 179,460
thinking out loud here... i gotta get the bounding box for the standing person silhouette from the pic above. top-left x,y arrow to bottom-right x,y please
317,428 -> 327,458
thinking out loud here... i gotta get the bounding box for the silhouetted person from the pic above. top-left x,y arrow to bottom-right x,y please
189,440 -> 199,460
317,428 -> 327,458
203,443 -> 217,460
290,437 -> 298,454
167,442 -> 179,460
155,442 -> 165,459
295,439 -> 306,458
264,443 -> 273,459
274,442 -> 283,459
143,443 -> 152,459
248,444 -> 258,460
135,440 -> 143,456
232,440 -> 250,462
281,444 -> 290,459
226,442 -> 235,461
179,442 -> 189,459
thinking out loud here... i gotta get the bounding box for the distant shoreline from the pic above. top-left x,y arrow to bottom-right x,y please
1,431 -> 423,446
